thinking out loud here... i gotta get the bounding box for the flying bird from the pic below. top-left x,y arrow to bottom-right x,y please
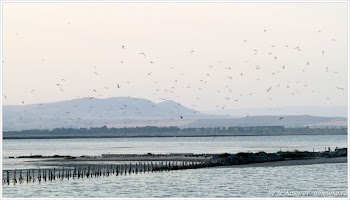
122,45 -> 125,49
279,117 -> 283,120
139,52 -> 147,57
190,50 -> 195,54
267,86 -> 272,92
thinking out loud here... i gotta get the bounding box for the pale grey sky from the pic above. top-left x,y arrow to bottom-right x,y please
2,2 -> 348,112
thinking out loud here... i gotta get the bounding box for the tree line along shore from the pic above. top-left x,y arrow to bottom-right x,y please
3,126 -> 347,139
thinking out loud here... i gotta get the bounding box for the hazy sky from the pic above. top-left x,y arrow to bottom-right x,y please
2,2 -> 348,112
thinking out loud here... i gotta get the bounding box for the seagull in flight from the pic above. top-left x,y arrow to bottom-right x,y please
279,117 -> 283,120
139,52 -> 147,57
267,86 -> 272,92
190,50 -> 195,54
122,45 -> 125,49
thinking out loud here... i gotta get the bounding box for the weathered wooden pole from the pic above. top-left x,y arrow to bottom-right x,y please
6,170 -> 10,185
13,170 -> 17,184
28,170 -> 31,182
38,169 -> 41,182
19,170 -> 23,183
62,167 -> 65,180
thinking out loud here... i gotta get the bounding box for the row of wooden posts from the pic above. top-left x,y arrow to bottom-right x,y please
2,160 -> 218,185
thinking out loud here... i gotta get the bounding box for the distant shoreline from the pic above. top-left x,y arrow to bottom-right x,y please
3,132 -> 347,140
3,126 -> 347,140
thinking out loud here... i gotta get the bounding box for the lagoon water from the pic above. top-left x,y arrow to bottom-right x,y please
2,135 -> 348,198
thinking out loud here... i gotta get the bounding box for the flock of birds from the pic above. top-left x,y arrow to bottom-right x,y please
3,24 -> 346,129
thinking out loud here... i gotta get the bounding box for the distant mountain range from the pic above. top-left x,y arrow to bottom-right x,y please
2,97 -> 347,131
204,106 -> 348,117
182,115 -> 347,128
3,97 -> 204,131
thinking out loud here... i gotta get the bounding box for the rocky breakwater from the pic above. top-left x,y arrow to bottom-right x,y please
212,148 -> 347,166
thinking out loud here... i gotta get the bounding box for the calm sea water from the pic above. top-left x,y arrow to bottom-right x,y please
2,163 -> 347,198
2,135 -> 348,198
